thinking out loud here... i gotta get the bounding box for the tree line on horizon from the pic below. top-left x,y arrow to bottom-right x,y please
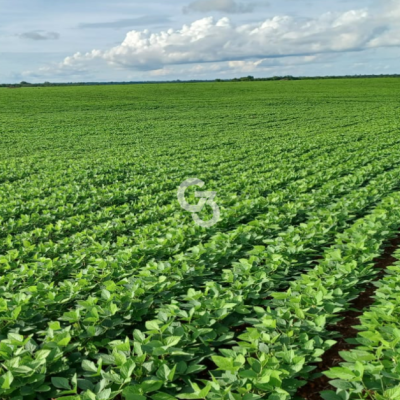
1,74 -> 400,87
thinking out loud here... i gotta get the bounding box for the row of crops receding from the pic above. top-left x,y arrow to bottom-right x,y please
0,79 -> 400,400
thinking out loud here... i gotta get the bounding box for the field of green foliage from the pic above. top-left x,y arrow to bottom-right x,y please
1,79 -> 400,400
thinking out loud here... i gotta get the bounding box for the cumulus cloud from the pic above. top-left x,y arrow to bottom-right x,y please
19,31 -> 60,40
34,1 -> 400,77
183,0 -> 255,14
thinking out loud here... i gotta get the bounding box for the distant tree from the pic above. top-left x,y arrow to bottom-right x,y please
239,76 -> 255,81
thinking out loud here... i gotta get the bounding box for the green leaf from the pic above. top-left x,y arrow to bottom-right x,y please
211,356 -> 235,371
177,383 -> 212,399
249,358 -> 262,374
324,367 -> 356,381
12,306 -> 21,320
141,380 -> 163,393
329,380 -> 353,390
176,390 -> 207,399
164,336 -> 181,348
123,386 -> 146,400
37,385 -> 52,392
35,349 -> 51,360
82,390 -> 97,400
120,359 -> 136,380
271,292 -> 289,300
384,386 -> 400,399
145,321 -> 159,331
82,360 -> 98,373
51,377 -> 71,390
353,361 -> 364,378
134,330 -> 146,343
78,379 -> 95,391
49,321 -> 61,330
320,391 -> 343,400
267,392 -> 288,400
243,394 -> 262,400
98,389 -> 112,400
0,371 -> 14,390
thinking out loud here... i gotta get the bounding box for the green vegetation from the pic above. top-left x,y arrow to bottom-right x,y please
324,247 -> 400,400
0,79 -> 400,400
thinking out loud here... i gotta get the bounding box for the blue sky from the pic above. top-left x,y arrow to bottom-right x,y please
1,0 -> 399,82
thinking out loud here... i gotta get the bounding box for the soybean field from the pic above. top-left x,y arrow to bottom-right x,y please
1,79 -> 400,400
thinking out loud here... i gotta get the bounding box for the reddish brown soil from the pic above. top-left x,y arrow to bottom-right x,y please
297,234 -> 400,400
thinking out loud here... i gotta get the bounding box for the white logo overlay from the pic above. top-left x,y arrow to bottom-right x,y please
177,178 -> 220,228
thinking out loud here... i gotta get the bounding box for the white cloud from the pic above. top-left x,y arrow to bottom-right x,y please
31,1 -> 400,78
183,0 -> 256,14
366,0 -> 400,48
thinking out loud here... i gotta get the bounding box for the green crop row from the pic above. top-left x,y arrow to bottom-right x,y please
322,249 -> 400,400
1,151 -> 400,399
3,182 -> 400,400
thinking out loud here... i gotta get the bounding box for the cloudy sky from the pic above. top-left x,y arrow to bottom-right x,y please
1,0 -> 399,82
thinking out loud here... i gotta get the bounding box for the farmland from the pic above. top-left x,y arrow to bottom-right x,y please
1,78 -> 400,400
